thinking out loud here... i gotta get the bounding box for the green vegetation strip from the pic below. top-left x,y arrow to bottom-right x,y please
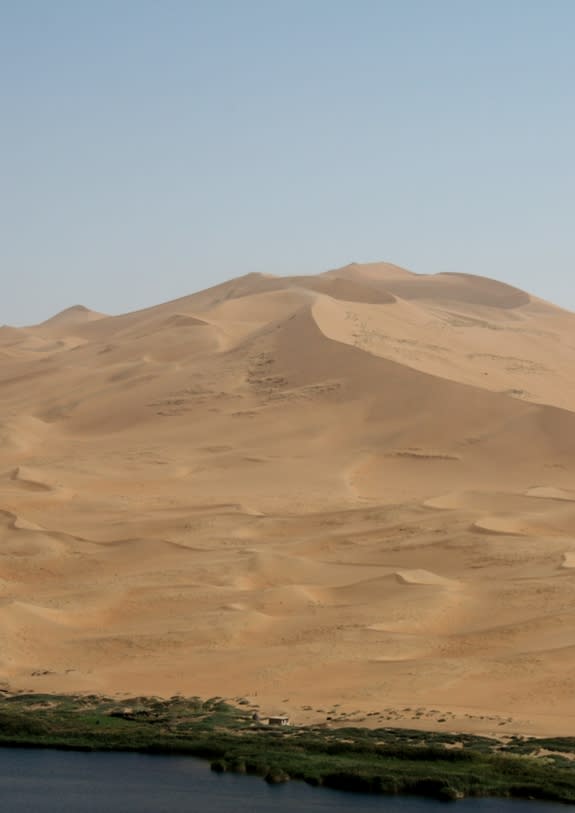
0,691 -> 574,803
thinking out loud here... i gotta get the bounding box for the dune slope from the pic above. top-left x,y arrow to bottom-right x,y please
2,262 -> 575,736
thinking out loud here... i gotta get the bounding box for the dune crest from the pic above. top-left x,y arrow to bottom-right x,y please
1,262 -> 575,736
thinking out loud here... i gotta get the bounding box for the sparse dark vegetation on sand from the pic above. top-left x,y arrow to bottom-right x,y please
1,691 -> 575,804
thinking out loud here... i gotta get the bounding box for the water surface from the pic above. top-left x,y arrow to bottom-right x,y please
0,749 -> 569,812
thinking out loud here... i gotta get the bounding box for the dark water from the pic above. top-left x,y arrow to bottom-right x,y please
0,748 -> 570,812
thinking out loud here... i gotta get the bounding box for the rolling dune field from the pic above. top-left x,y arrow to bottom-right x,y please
2,262 -> 575,736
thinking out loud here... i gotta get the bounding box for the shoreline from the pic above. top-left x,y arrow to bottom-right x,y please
1,690 -> 575,804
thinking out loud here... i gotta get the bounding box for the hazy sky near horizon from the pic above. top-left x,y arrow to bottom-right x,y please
2,1 -> 574,324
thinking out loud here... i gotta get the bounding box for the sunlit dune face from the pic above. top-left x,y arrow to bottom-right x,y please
1,264 -> 575,736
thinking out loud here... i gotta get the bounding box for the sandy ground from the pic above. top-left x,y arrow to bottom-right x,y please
2,262 -> 575,737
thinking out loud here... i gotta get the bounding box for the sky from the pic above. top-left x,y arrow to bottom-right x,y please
1,0 -> 574,324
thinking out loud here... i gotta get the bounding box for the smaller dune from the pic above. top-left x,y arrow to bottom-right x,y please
235,551 -> 358,591
253,584 -> 322,616
9,466 -> 55,492
0,533 -> 66,558
471,504 -> 575,538
325,571 -> 449,607
472,516 -> 527,535
387,449 -> 460,461
298,275 -> 396,305
526,486 -> 575,502
222,602 -> 248,612
0,510 -> 68,557
394,569 -> 458,587
423,492 -> 467,510
11,516 -> 44,531
31,305 -> 106,333
3,600 -> 74,626
161,313 -> 211,329
323,261 -> 416,281
0,416 -> 50,453
384,271 -> 531,309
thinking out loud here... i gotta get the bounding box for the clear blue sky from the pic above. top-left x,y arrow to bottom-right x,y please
2,0 -> 573,324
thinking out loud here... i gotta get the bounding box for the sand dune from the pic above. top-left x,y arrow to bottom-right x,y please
2,262 -> 575,735
30,305 -> 106,337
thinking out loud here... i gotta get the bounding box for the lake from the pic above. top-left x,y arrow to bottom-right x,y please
0,748 -> 570,811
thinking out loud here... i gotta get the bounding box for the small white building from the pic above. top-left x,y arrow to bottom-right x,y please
268,715 -> 290,726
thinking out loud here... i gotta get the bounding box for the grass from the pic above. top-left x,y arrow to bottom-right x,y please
0,690 -> 574,803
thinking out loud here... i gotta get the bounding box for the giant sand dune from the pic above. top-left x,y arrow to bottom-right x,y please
2,262 -> 575,736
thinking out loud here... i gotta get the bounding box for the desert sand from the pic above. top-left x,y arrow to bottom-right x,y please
2,262 -> 575,737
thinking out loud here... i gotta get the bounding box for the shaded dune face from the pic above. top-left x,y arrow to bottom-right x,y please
2,262 -> 575,735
